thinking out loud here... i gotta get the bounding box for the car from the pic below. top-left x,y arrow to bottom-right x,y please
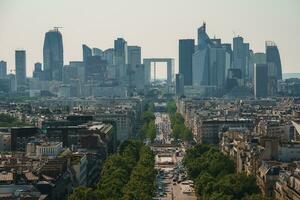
173,182 -> 177,185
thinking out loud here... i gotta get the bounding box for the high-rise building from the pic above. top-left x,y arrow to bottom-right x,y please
179,39 -> 194,86
15,50 -> 26,88
92,48 -> 103,57
233,36 -> 250,80
193,23 -> 211,87
193,23 -> 228,96
103,48 -> 115,65
33,62 -> 42,80
114,38 -> 128,82
197,22 -> 210,50
254,64 -> 268,98
85,56 -> 107,84
175,73 -> 184,96
127,46 -> 141,66
82,44 -> 92,63
114,38 -> 128,64
266,41 -> 282,80
43,28 -> 64,81
249,52 -> 266,82
0,60 -> 7,79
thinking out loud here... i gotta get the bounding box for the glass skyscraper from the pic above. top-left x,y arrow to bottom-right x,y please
43,28 -> 64,81
179,39 -> 194,86
266,41 -> 282,80
15,50 -> 26,88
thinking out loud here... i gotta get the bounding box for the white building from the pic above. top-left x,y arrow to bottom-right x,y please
36,142 -> 63,157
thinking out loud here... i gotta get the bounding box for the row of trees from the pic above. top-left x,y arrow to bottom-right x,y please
183,144 -> 269,200
167,100 -> 193,141
140,101 -> 156,141
68,140 -> 156,200
170,112 -> 193,141
122,145 -> 156,200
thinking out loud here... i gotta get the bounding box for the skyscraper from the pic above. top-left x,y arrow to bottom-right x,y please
233,36 -> 250,80
82,44 -> 92,63
175,73 -> 184,96
193,23 -> 211,87
33,62 -> 42,80
179,39 -> 194,86
114,38 -> 128,65
92,48 -> 103,57
197,22 -> 210,50
114,38 -> 128,82
15,50 -> 26,88
43,28 -> 64,81
254,64 -> 268,98
0,60 -> 7,79
266,41 -> 282,80
127,46 -> 141,66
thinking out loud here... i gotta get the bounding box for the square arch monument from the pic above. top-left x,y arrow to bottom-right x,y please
143,58 -> 175,86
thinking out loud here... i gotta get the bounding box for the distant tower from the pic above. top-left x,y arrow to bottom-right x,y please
114,38 -> 128,65
233,36 -> 250,80
127,46 -> 141,66
43,28 -> 64,81
176,73 -> 184,96
82,44 -> 92,63
254,64 -> 268,98
33,62 -> 42,80
0,60 -> 7,78
266,41 -> 282,80
179,39 -> 195,86
15,50 -> 26,88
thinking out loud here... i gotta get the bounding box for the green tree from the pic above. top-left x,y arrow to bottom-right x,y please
68,187 -> 98,200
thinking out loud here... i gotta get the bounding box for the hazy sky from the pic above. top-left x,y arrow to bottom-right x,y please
0,0 -> 299,78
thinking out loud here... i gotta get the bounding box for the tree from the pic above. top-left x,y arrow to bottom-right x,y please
68,187 -> 98,200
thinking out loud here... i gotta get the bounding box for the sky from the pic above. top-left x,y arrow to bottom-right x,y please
0,0 -> 299,78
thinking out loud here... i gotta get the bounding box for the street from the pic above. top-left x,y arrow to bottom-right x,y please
151,112 -> 197,200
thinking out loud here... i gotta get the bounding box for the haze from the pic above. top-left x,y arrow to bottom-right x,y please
0,0 -> 299,77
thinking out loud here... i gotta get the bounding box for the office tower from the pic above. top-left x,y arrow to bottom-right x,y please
179,39 -> 195,86
197,22 -> 211,50
114,38 -> 128,64
85,56 -> 107,84
0,60 -> 7,78
233,36 -> 250,80
103,48 -> 115,65
62,65 -> 77,84
176,73 -> 184,96
128,46 -> 141,66
254,64 -> 268,98
193,23 -> 210,87
33,62 -> 42,80
15,50 -> 26,88
92,48 -> 103,57
69,61 -> 85,83
82,44 -> 92,63
114,38 -> 128,82
249,52 -> 266,82
43,28 -> 64,81
209,45 -> 228,91
127,46 -> 141,90
132,64 -> 145,91
266,41 -> 282,80
7,74 -> 17,92
222,43 -> 232,81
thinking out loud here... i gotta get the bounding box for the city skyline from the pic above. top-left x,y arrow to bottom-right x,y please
0,0 -> 299,77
